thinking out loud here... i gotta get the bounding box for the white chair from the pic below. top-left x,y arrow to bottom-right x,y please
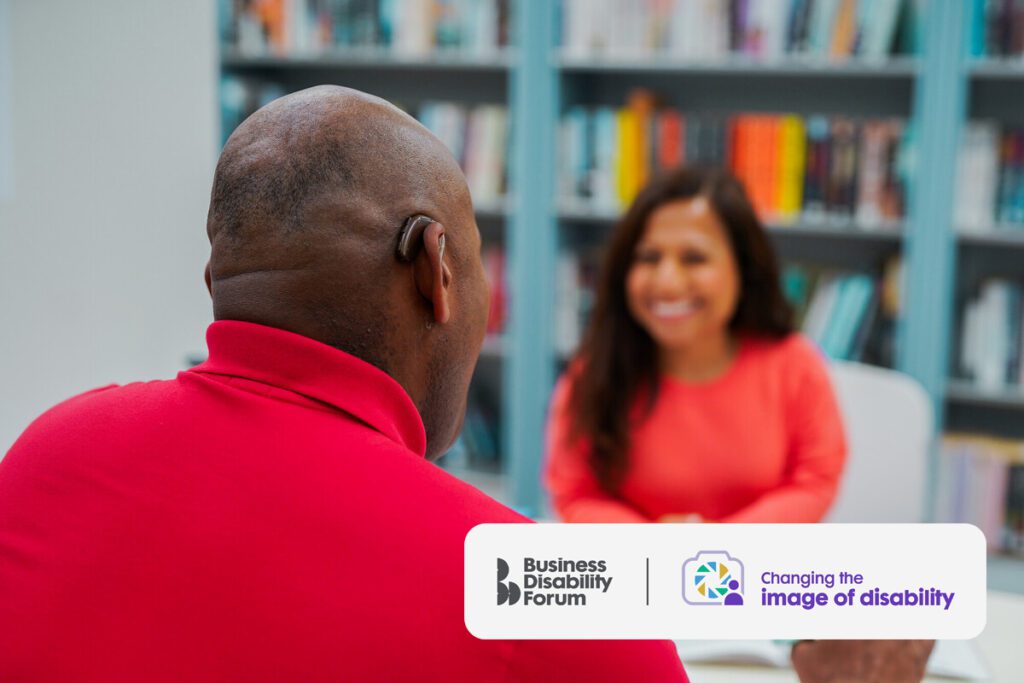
824,361 -> 933,523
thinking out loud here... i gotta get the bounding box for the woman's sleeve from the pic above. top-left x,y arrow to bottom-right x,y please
543,375 -> 651,523
718,338 -> 847,523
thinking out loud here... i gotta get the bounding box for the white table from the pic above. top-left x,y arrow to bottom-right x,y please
681,591 -> 1024,682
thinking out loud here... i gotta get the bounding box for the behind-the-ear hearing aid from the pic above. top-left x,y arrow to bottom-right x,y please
396,214 -> 444,263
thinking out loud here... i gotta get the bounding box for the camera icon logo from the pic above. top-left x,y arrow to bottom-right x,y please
682,550 -> 744,606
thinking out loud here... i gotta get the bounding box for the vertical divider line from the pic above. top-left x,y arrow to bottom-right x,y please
646,557 -> 649,606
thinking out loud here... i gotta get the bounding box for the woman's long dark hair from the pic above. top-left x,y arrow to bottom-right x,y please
566,166 -> 795,493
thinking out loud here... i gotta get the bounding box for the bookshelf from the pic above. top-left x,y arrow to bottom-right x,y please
217,1 -> 1023,588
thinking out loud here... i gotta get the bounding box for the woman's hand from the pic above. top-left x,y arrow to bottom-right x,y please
657,513 -> 703,524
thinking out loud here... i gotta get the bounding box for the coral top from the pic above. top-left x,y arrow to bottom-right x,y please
545,334 -> 847,523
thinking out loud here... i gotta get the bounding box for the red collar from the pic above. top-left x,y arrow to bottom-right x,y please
190,320 -> 427,457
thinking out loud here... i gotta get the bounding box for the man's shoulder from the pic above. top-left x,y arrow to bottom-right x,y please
12,380 -> 173,439
380,445 -> 531,526
1,379 -> 198,474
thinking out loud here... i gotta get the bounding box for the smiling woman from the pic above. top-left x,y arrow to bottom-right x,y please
543,166 -> 847,524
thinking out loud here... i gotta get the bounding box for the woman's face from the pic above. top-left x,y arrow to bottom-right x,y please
625,197 -> 741,352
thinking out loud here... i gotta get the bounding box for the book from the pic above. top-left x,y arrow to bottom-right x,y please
860,0 -> 905,59
613,91 -> 654,207
777,115 -> 807,220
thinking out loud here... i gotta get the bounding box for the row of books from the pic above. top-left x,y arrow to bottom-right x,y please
969,0 -> 1024,58
958,278 -> 1024,390
955,122 -> 1024,232
416,101 -> 508,205
936,434 -> 1024,555
561,0 -> 918,61
219,78 -> 509,204
558,94 -> 912,226
222,0 -> 511,57
784,259 -> 900,364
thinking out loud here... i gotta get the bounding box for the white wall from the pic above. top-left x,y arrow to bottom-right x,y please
0,0 -> 218,451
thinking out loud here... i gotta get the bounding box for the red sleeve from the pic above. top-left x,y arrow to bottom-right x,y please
719,337 -> 847,523
506,638 -> 688,682
543,375 -> 651,523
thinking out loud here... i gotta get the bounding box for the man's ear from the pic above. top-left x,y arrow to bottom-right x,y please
413,221 -> 452,325
204,261 -> 212,297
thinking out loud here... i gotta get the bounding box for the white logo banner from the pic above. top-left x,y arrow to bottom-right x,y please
465,524 -> 986,640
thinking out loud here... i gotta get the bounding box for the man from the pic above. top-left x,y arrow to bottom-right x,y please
0,86 -> 686,681
0,86 -> 930,682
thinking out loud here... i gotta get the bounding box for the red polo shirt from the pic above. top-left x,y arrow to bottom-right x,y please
0,321 -> 686,682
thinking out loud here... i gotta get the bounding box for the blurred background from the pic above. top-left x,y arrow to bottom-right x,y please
1,0 -> 1023,593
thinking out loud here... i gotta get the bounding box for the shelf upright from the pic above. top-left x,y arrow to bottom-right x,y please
504,0 -> 558,516
898,0 -> 968,518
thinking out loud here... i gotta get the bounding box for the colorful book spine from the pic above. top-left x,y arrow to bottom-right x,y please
777,115 -> 807,220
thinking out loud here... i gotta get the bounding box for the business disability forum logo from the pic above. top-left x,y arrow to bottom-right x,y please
496,557 -> 612,606
682,550 -> 745,606
496,558 -> 521,605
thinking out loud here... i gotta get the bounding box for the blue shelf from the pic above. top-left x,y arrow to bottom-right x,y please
946,381 -> 1024,410
958,229 -> 1024,248
557,54 -> 919,78
969,58 -> 1024,80
222,48 -> 513,71
504,0 -> 558,517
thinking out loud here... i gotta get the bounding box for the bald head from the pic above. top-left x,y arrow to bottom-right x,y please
209,87 -> 467,245
205,86 -> 490,457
